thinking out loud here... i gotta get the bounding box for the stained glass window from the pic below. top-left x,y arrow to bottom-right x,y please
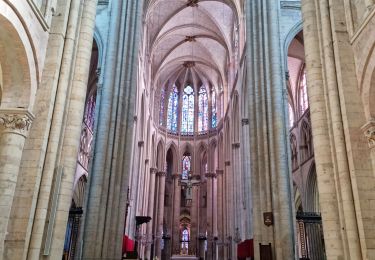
198,86 -> 208,131
182,155 -> 191,180
181,85 -> 194,133
167,85 -> 179,132
181,228 -> 189,253
300,71 -> 308,114
159,87 -> 165,126
211,90 -> 217,128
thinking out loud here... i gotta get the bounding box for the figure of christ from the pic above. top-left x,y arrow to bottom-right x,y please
180,174 -> 200,205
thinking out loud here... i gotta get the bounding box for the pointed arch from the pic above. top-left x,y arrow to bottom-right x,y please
305,163 -> 319,212
166,141 -> 179,174
156,139 -> 165,170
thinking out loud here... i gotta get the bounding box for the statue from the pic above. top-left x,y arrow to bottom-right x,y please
180,173 -> 200,204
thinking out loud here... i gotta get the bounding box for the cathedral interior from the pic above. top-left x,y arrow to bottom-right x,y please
0,0 -> 375,260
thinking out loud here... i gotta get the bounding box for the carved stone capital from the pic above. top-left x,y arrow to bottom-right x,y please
150,167 -> 158,174
216,169 -> 224,175
157,171 -> 166,177
232,142 -> 240,148
138,141 -> 144,147
362,120 -> 375,149
241,119 -> 249,126
0,109 -> 34,137
205,172 -> 217,178
225,161 -> 231,166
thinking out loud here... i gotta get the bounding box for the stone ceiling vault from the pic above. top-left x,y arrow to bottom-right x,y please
145,0 -> 241,93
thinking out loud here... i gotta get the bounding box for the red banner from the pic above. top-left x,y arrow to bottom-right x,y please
237,239 -> 254,258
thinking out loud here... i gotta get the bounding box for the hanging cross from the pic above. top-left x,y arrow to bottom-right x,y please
179,173 -> 200,203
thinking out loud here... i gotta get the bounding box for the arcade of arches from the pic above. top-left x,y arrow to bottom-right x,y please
0,0 -> 374,260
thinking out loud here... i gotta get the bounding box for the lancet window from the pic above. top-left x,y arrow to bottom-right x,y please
181,228 -> 189,253
182,155 -> 191,180
198,86 -> 208,131
212,90 -> 217,128
181,85 -> 195,134
159,87 -> 165,126
167,85 -> 179,132
161,83 -> 219,134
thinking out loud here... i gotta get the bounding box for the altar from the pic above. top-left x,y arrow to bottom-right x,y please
170,255 -> 199,260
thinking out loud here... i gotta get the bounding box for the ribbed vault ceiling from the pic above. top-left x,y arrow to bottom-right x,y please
145,0 -> 240,92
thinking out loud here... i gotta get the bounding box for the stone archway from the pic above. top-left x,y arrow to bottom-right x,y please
0,5 -> 37,257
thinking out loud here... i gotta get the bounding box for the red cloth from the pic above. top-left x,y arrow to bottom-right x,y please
122,235 -> 135,254
237,239 -> 254,258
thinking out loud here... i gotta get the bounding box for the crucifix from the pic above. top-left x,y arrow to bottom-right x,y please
179,173 -> 200,206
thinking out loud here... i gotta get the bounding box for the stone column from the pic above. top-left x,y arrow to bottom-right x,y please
216,169 -> 224,259
300,0 -> 348,258
145,167 -> 157,259
362,120 -> 375,172
205,172 -> 216,260
0,109 -> 33,258
172,173 -> 181,255
155,171 -> 166,258
46,0 -> 98,258
189,174 -> 200,256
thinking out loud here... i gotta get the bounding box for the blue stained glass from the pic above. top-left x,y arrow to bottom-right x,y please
167,85 -> 179,132
181,86 -> 194,133
159,88 -> 165,126
182,155 -> 191,180
211,90 -> 217,128
198,86 -> 208,131
181,229 -> 189,251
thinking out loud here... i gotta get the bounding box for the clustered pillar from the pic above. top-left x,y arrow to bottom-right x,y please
172,173 -> 181,255
0,109 -> 34,258
155,171 -> 166,258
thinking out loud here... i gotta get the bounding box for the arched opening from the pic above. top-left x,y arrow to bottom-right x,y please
0,10 -> 37,109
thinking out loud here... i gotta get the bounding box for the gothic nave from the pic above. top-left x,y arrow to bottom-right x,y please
0,0 -> 374,260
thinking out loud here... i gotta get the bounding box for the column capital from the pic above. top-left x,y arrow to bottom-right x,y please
225,161 -> 231,166
216,169 -> 224,175
205,172 -> 217,178
157,171 -> 166,177
0,108 -> 34,137
172,173 -> 180,179
232,142 -> 240,148
362,119 -> 375,149
150,167 -> 158,174
191,174 -> 201,180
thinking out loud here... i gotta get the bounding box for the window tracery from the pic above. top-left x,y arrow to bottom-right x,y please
159,87 -> 166,126
198,86 -> 208,131
212,90 -> 217,128
181,85 -> 194,134
161,83 -> 218,135
182,155 -> 191,180
167,85 -> 179,132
